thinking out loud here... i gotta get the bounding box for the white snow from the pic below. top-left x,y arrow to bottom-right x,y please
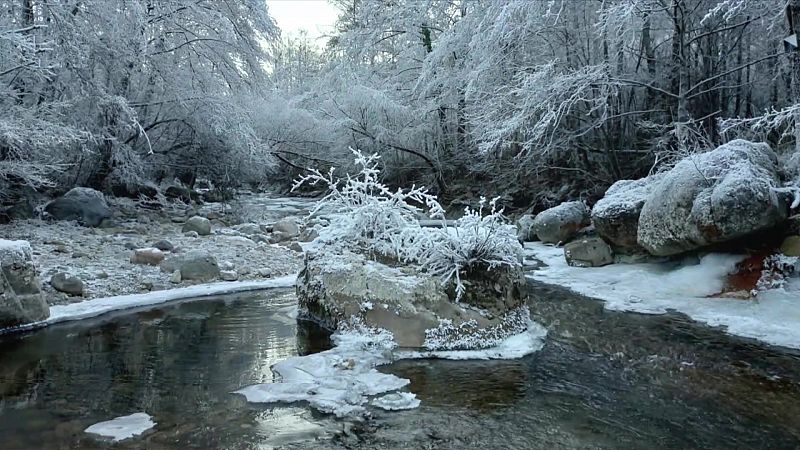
84,412 -> 155,442
236,316 -> 549,417
0,275 -> 297,333
525,242 -> 800,349
371,392 -> 421,411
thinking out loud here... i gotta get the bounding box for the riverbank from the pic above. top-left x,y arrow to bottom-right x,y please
0,193 -> 312,307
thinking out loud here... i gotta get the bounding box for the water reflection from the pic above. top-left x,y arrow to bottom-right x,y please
0,290 -> 334,450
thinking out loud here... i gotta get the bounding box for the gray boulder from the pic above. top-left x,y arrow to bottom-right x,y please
160,251 -> 219,282
0,240 -> 49,328
564,237 -> 614,267
638,140 -> 788,256
182,216 -> 212,236
532,201 -> 589,244
516,214 -> 536,242
592,176 -> 661,251
297,250 -> 529,350
44,187 -> 112,227
273,219 -> 300,238
50,272 -> 85,296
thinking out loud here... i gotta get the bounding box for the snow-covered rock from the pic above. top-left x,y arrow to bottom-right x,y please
44,187 -> 112,227
297,250 -> 528,350
638,140 -> 788,256
50,272 -> 85,296
592,176 -> 660,251
220,270 -> 238,281
273,218 -> 300,237
564,237 -> 613,267
532,201 -> 589,244
182,216 -> 211,236
0,240 -> 49,328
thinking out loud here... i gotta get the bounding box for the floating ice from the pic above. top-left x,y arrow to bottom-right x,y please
525,242 -> 800,349
236,316 -> 549,417
84,412 -> 155,442
371,392 -> 420,411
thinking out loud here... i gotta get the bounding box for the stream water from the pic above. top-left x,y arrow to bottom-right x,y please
2,281 -> 800,449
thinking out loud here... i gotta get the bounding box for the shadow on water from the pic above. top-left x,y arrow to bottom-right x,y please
2,281 -> 800,449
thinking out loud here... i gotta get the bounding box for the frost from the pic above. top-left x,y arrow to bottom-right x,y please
371,392 -> 420,411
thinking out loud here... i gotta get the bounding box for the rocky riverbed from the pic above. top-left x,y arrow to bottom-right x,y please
0,193 -> 314,307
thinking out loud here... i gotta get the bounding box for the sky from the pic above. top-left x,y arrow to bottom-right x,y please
265,0 -> 339,44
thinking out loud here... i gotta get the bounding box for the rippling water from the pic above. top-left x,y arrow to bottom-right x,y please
2,283 -> 800,449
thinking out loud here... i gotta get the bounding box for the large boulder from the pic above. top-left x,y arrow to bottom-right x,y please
591,176 -> 660,251
297,250 -> 528,350
532,201 -> 589,244
160,251 -> 219,281
638,140 -> 788,256
516,214 -> 536,242
0,240 -> 49,328
44,187 -> 112,227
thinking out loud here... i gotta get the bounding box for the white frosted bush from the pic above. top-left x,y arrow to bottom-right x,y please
294,149 -> 522,300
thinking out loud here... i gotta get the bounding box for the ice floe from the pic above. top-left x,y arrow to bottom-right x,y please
84,412 -> 155,442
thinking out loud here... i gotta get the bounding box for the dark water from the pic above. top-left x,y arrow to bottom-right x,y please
2,284 -> 800,450
0,290 -> 336,450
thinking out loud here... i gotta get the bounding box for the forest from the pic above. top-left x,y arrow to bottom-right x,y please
2,0 -> 798,210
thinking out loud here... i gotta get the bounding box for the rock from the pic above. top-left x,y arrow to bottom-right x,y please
160,252 -> 219,282
564,237 -> 614,267
169,270 -> 182,284
109,183 -> 158,200
257,268 -> 273,278
183,231 -> 199,238
516,214 -> 536,242
54,245 -> 69,254
182,216 -> 211,236
234,223 -> 261,236
220,270 -> 238,281
71,252 -> 89,259
269,231 -> 294,244
273,219 -> 300,238
0,240 -> 49,328
532,201 -> 589,244
130,248 -> 165,266
96,271 -> 109,279
50,273 -> 85,296
781,236 -> 800,257
289,242 -> 304,253
219,260 -> 235,271
44,187 -> 112,227
123,241 -> 140,250
592,175 -> 661,251
297,250 -> 529,349
152,240 -> 174,252
638,140 -> 788,256
237,267 -> 252,276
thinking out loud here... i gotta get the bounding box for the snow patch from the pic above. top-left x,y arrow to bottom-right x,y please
371,392 -> 420,411
84,412 -> 155,442
525,242 -> 800,349
0,276 -> 297,333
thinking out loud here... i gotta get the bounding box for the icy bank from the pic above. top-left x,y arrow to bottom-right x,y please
235,315 -> 548,417
525,243 -> 800,349
0,275 -> 296,333
84,412 -> 155,442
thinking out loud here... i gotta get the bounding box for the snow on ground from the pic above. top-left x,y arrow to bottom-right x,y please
525,242 -> 800,349
236,318 -> 548,417
84,412 -> 155,442
0,195 -> 306,303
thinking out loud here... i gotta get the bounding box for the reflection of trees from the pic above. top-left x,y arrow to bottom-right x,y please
0,294 -> 306,441
385,359 -> 529,412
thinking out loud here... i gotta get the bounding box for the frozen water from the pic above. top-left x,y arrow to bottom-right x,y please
84,412 -> 155,442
